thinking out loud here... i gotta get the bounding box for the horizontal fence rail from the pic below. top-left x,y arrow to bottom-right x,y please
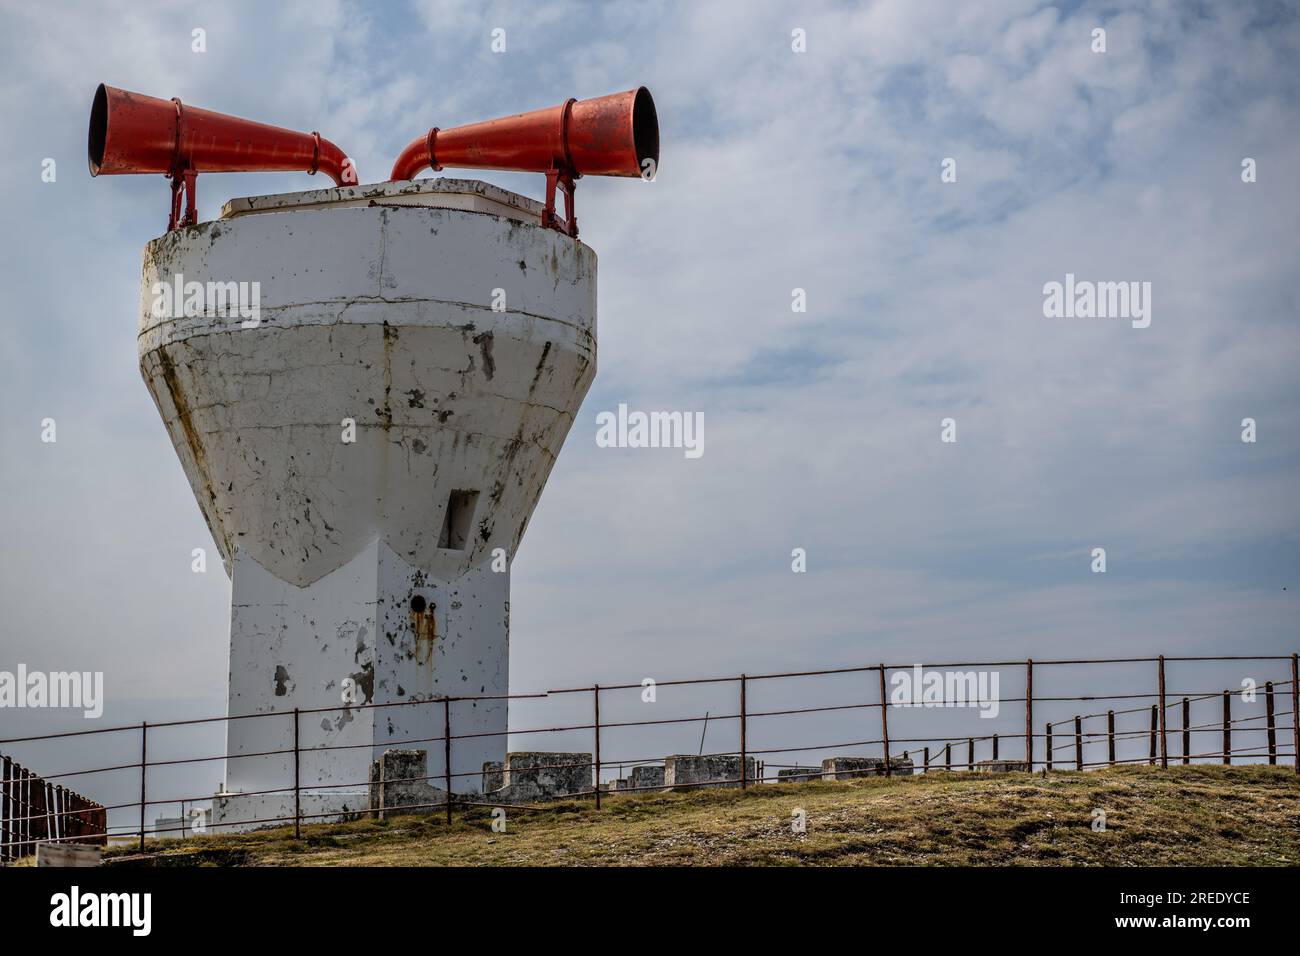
0,652 -> 1295,857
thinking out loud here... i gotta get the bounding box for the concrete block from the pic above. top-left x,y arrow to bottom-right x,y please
485,752 -> 592,803
777,767 -> 822,783
975,760 -> 1030,773
482,761 -> 503,794
891,754 -> 915,776
36,842 -> 101,867
369,749 -> 447,818
663,754 -> 756,791
629,765 -> 665,791
152,815 -> 185,839
821,755 -> 915,780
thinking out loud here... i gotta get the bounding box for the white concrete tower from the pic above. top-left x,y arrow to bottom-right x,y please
137,180 -> 596,828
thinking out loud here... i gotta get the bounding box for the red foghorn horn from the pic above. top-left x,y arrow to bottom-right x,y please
88,83 -> 358,231
390,87 -> 658,238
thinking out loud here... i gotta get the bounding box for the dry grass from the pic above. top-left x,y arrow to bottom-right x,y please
101,765 -> 1300,867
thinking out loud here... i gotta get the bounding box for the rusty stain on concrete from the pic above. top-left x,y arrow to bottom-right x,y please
411,598 -> 436,667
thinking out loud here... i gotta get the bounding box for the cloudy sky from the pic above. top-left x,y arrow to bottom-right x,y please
1,1 -> 1298,806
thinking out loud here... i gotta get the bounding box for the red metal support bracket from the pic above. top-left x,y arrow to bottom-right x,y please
543,169 -> 580,239
167,166 -> 198,232
166,96 -> 194,231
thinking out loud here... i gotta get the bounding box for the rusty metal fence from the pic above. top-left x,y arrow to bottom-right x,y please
0,651 -> 1296,858
0,755 -> 107,862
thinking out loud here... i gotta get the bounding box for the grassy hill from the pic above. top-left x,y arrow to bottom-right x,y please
102,765 -> 1299,867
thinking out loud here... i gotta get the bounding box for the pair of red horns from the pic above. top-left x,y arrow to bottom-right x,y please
89,83 -> 658,236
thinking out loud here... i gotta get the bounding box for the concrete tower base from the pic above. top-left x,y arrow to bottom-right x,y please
211,539 -> 508,832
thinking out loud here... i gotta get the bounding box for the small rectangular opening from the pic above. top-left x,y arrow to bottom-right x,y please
438,489 -> 479,550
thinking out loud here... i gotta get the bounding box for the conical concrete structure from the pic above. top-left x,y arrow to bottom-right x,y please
136,179 -> 596,828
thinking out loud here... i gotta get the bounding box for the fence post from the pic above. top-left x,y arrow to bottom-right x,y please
1147,705 -> 1157,765
28,772 -> 37,855
292,707 -> 301,839
92,801 -> 107,846
992,733 -> 999,761
1107,710 -> 1116,766
18,770 -> 27,858
1046,723 -> 1053,772
443,697 -> 453,825
1182,697 -> 1190,765
878,665 -> 891,778
923,746 -> 930,773
13,768 -> 22,858
1157,655 -> 1168,769
1,754 -> 9,863
967,737 -> 973,772
943,742 -> 951,771
739,674 -> 747,789
1025,659 -> 1033,771
1074,716 -> 1082,771
41,782 -> 51,848
4,758 -> 12,861
26,774 -> 38,853
139,721 -> 148,852
1221,689 -> 1231,765
4,759 -> 11,861
16,763 -> 24,859
1292,653 -> 1299,776
1265,680 -> 1277,765
32,776 -> 47,848
593,685 -> 602,808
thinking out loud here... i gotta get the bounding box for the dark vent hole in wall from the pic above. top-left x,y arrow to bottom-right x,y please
438,489 -> 479,550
